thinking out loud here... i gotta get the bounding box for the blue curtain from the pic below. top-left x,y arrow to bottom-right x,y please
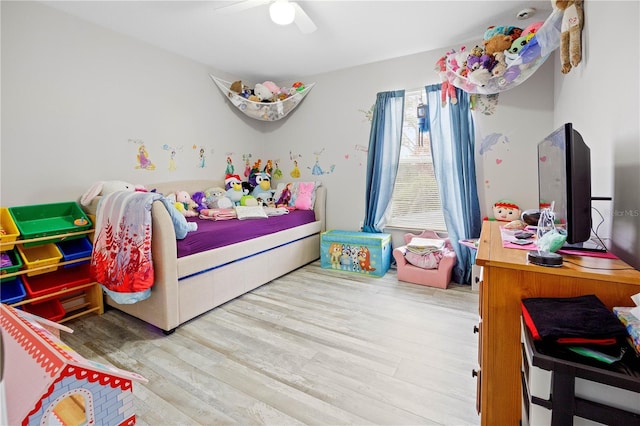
363,90 -> 405,233
425,84 -> 481,284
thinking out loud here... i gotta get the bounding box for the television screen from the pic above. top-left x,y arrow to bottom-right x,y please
537,123 -> 597,248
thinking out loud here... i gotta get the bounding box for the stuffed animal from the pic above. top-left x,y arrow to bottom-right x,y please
204,186 -> 233,209
435,54 -> 458,106
254,83 -> 273,102
80,180 -> 145,206
229,80 -> 243,93
492,51 -> 508,76
508,36 -> 529,55
468,68 -> 492,87
173,191 -> 198,217
483,34 -> 513,56
191,191 -> 209,213
294,182 -> 315,210
250,171 -> 272,202
225,174 -> 247,205
491,200 -> 522,222
554,0 -> 584,74
484,25 -> 522,41
521,21 -> 544,41
240,195 -> 258,206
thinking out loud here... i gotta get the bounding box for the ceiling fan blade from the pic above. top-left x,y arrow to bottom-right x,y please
291,2 -> 317,34
216,0 -> 270,14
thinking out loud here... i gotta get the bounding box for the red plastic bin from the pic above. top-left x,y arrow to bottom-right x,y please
23,298 -> 65,322
21,263 -> 91,300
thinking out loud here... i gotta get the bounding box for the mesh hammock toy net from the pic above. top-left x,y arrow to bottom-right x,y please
438,8 -> 562,95
211,75 -> 315,121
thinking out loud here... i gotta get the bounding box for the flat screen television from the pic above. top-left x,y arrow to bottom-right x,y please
537,123 -> 605,251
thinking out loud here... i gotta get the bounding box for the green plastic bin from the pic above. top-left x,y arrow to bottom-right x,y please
1,248 -> 23,281
9,202 -> 92,246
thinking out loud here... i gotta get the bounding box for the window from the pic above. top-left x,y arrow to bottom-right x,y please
386,89 -> 446,231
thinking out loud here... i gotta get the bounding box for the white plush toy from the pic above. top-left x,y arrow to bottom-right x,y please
80,180 -> 140,206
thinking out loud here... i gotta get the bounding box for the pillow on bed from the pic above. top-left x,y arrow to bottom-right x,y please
273,181 -> 322,210
235,205 -> 268,220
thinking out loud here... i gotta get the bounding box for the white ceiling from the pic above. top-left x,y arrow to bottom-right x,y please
40,0 -> 553,82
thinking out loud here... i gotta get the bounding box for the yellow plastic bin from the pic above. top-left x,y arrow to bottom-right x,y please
1,207 -> 20,251
17,243 -> 62,276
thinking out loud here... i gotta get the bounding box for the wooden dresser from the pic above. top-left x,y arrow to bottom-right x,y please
474,221 -> 640,425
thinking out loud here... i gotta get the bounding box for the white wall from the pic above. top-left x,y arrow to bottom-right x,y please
553,0 -> 639,268
1,1 -> 261,205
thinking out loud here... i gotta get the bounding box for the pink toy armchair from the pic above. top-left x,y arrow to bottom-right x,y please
393,230 -> 457,289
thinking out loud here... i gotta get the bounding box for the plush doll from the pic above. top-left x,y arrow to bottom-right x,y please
191,191 -> 209,213
483,34 -> 513,56
80,180 -> 145,206
239,195 -> 258,206
521,21 -> 544,41
172,191 -> 198,217
468,68 -> 492,87
508,36 -> 529,55
204,186 -> 233,209
225,174 -> 247,205
294,182 -> 315,210
434,54 -> 458,106
250,172 -> 272,201
492,51 -> 508,77
554,0 -> 584,74
490,200 -> 522,222
484,25 -> 522,41
254,83 -> 273,102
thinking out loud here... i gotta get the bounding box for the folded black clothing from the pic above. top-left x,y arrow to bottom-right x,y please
522,294 -> 628,345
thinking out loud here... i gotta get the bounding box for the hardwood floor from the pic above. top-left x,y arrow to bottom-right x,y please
62,261 -> 480,425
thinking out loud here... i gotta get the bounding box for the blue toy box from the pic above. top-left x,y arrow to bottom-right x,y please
320,230 -> 391,277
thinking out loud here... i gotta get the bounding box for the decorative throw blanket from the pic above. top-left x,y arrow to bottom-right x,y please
91,191 -> 164,304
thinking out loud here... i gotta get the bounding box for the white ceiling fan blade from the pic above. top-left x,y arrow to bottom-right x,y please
291,2 -> 317,34
216,0 -> 270,14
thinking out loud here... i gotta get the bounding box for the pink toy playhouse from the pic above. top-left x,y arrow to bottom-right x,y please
1,304 -> 147,425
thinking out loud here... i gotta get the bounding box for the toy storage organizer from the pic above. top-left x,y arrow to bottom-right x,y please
211,75 -> 315,121
0,201 -> 103,323
320,230 -> 391,277
441,8 -> 562,94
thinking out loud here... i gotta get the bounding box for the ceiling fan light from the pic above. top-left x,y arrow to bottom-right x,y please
269,1 -> 295,26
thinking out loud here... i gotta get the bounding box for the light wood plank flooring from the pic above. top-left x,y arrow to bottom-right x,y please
62,261 -> 480,425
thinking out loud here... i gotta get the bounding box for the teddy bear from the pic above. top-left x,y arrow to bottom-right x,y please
491,51 -> 508,77
253,83 -> 274,102
483,34 -> 513,56
554,0 -> 584,74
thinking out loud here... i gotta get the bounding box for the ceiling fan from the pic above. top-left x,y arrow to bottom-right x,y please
217,0 -> 317,34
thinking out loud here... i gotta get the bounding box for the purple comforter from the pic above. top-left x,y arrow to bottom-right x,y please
177,210 -> 317,258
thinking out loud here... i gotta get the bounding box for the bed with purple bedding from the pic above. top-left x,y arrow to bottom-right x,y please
179,210 -> 316,257
83,179 -> 326,334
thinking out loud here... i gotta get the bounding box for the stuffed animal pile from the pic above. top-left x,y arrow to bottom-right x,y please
437,17 -> 551,94
228,80 -> 306,103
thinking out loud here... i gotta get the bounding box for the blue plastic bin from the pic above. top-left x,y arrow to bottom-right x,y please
1,276 -> 27,305
56,236 -> 93,267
